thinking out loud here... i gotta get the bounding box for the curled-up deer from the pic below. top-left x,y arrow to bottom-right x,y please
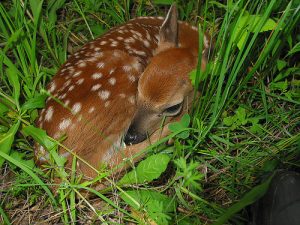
35,4 -> 210,178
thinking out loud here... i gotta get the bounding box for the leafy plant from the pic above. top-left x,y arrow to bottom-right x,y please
120,190 -> 176,225
119,153 -> 170,185
174,157 -> 204,191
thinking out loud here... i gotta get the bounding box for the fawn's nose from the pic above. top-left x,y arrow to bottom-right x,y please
124,127 -> 147,145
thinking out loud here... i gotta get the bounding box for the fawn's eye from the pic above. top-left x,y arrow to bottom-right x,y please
163,102 -> 183,115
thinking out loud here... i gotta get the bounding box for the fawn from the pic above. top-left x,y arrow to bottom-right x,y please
35,4 -> 210,178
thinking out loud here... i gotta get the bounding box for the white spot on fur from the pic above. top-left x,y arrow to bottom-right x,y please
64,100 -> 70,107
123,65 -> 132,72
68,85 -> 75,92
73,71 -> 82,78
87,57 -> 98,62
146,31 -> 151,41
72,102 -> 82,115
110,41 -> 118,47
98,90 -> 110,100
59,118 -> 71,130
88,107 -> 95,113
68,66 -> 75,73
97,62 -> 105,69
127,74 -> 136,82
132,61 -> 141,71
78,62 -> 87,68
108,77 -> 116,85
92,72 -> 103,79
119,93 -> 126,98
143,40 -> 150,47
48,82 -> 56,93
109,68 -> 115,75
133,49 -> 147,56
45,106 -> 54,121
124,44 -> 131,50
76,78 -> 84,85
95,52 -> 104,58
104,101 -> 110,107
91,84 -> 101,91
100,40 -> 107,45
124,37 -> 135,43
191,26 -> 198,31
113,51 -> 121,58
59,93 -> 67,99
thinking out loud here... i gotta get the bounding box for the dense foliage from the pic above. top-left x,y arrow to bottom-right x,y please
0,0 -> 299,224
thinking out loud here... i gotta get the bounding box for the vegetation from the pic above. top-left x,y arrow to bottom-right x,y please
0,0 -> 299,224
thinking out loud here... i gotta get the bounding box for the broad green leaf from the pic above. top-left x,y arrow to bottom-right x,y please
29,0 -> 44,27
276,59 -> 287,71
0,121 -> 20,167
234,12 -> 277,49
189,69 -> 197,86
259,17 -> 277,32
270,80 -> 288,92
180,114 -> 190,127
236,107 -> 247,125
250,123 -> 263,134
237,32 -> 248,50
223,116 -> 234,126
23,125 -> 57,151
0,101 -> 9,115
169,114 -> 190,132
119,154 -> 170,185
21,93 -> 47,111
9,151 -> 35,169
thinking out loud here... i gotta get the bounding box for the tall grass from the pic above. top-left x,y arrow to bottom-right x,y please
0,0 -> 299,224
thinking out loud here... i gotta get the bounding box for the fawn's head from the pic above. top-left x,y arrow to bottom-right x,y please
124,4 -> 207,145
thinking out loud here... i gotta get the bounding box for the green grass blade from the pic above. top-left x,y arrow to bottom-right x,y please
0,121 -> 20,167
0,205 -> 11,225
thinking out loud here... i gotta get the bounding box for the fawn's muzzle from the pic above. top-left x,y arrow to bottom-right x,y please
124,126 -> 147,145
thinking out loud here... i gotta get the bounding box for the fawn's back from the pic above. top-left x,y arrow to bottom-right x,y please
35,6 -> 209,178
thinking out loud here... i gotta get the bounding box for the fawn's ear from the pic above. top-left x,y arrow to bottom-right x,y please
156,4 -> 178,53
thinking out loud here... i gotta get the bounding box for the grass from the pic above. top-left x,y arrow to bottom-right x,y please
0,0 -> 300,224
